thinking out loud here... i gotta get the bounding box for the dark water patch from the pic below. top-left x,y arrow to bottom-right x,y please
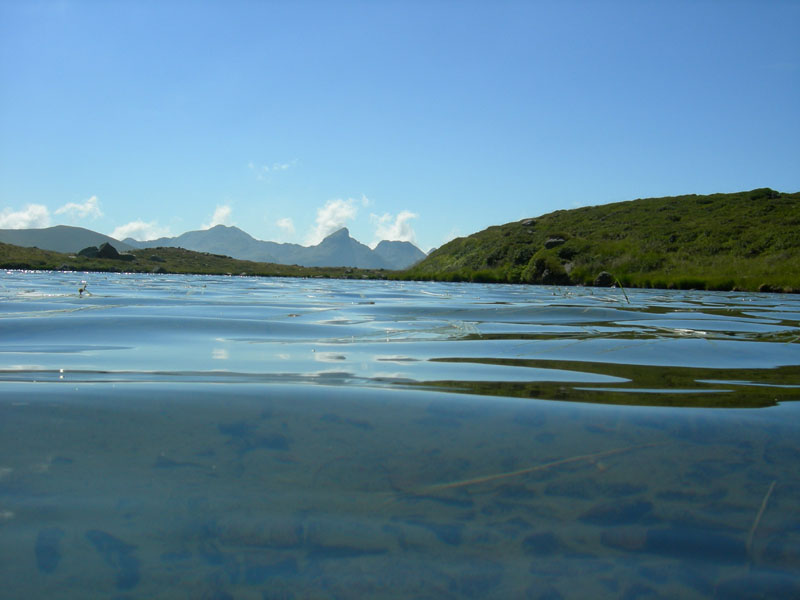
307,544 -> 389,560
698,500 -> 751,519
217,420 -> 256,438
447,557 -> 504,598
544,478 -> 597,499
160,550 -> 192,562
684,459 -> 739,483
662,513 -> 743,537
534,432 -> 558,445
203,591 -> 235,600
762,535 -> 800,571
656,488 -> 727,502
413,414 -> 463,429
512,411 -> 548,428
579,499 -> 653,525
404,519 -> 464,545
522,531 -> 563,556
494,483 -> 536,500
713,570 -> 800,599
198,539 -> 226,565
544,477 -> 648,500
424,399 -> 488,422
35,527 -> 64,573
214,518 -> 306,550
401,493 -> 475,509
247,433 -> 290,450
480,499 -> 530,517
153,454 -> 211,470
218,420 -> 290,454
645,527 -> 746,564
244,557 -> 298,584
603,482 -> 649,497
85,529 -> 140,590
319,413 -> 374,430
620,582 -> 660,600
637,563 -> 716,596
601,526 -> 747,564
261,587 -> 297,600
487,516 -> 534,541
763,441 -> 800,465
527,584 -> 565,600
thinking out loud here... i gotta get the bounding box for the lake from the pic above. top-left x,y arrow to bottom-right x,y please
1,271 -> 799,599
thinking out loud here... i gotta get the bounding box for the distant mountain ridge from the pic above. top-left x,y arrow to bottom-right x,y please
0,225 -> 135,253
0,224 -> 426,270
124,225 -> 426,269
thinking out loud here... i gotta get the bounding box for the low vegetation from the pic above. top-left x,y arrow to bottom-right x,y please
0,243 -> 390,280
403,188 -> 800,293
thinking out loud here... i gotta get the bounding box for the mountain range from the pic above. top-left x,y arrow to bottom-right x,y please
0,224 -> 426,270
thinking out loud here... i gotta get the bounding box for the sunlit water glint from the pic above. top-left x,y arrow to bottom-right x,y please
1,271 -> 799,598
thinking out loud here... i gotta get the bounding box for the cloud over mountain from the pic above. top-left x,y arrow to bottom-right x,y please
203,204 -> 233,229
111,220 -> 171,241
55,195 -> 103,220
2,196 -> 103,230
371,210 -> 418,247
306,197 -> 364,245
0,204 -> 51,229
276,217 -> 295,235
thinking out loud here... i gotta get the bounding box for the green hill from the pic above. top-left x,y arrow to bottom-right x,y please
404,188 -> 800,292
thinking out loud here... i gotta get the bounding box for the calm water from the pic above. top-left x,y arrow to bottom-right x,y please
1,271 -> 799,599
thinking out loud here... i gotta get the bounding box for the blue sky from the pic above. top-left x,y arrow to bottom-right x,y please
1,1 -> 798,253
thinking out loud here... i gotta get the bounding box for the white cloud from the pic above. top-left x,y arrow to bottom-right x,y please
248,159 -> 296,180
111,220 -> 171,241
276,217 -> 295,235
248,162 -> 270,180
0,204 -> 51,229
271,161 -> 294,171
371,210 -> 419,246
54,195 -> 103,220
202,204 -> 233,229
305,198 -> 359,245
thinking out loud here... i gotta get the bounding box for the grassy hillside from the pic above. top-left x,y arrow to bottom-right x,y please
404,188 -> 800,292
0,243 -> 390,280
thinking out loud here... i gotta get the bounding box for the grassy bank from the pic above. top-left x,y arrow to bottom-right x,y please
402,188 -> 800,293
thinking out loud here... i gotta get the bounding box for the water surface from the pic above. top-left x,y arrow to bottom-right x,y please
1,272 -> 799,598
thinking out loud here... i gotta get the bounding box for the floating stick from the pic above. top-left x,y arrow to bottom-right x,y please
423,443 -> 659,493
746,479 -> 776,558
